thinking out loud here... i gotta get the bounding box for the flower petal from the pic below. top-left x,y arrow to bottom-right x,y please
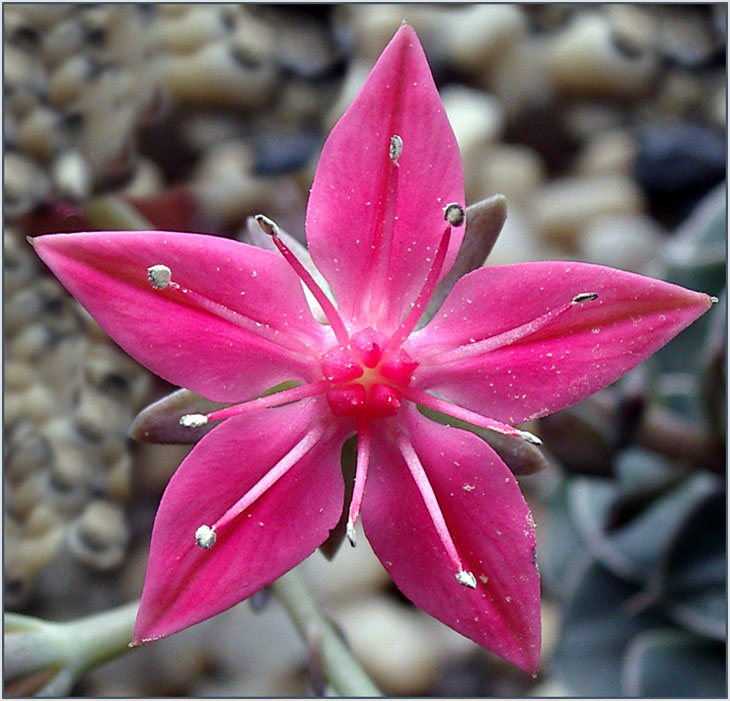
361,407 -> 541,673
133,398 -> 345,643
306,24 -> 464,331
409,262 -> 715,425
33,231 -> 329,403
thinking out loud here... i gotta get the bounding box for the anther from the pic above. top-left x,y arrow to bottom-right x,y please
195,524 -> 216,549
443,203 -> 465,227
180,413 -> 208,428
389,134 -> 403,165
254,214 -> 279,237
455,570 -> 477,589
147,264 -> 172,290
346,522 -> 357,547
518,430 -> 543,445
572,292 -> 598,304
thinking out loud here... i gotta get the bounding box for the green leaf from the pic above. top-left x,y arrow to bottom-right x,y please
568,469 -> 719,584
554,559 -> 665,696
657,491 -> 726,640
622,628 -> 726,697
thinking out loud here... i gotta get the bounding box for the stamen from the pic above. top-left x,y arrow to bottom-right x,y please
395,431 -> 475,585
443,203 -> 465,228
455,570 -> 477,589
389,134 -> 403,165
209,423 -> 326,535
361,148 -> 401,320
204,380 -> 330,423
180,413 -> 208,428
195,524 -> 216,549
386,226 -> 452,352
256,214 -> 350,347
145,265 -> 313,359
347,415 -> 371,546
148,264 -> 172,289
423,292 -> 600,367
402,386 -> 542,444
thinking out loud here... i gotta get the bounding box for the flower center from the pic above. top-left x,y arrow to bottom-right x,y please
320,327 -> 418,419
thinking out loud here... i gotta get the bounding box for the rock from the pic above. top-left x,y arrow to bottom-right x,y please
546,12 -> 657,99
486,205 -> 547,265
634,122 -> 726,223
605,5 -> 657,59
473,144 -> 545,207
157,37 -> 277,110
441,85 -> 504,158
531,174 -> 645,247
652,4 -> 725,69
332,596 -> 469,694
576,129 -> 636,176
4,152 -> 51,220
487,37 -> 554,119
303,525 -> 390,603
579,213 -> 665,274
439,5 -> 527,76
66,500 -> 130,571
152,5 -> 232,54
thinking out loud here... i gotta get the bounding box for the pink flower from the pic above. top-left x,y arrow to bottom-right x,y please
32,25 -> 714,674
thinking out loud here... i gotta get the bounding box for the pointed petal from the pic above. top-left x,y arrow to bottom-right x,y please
133,398 -> 345,643
306,24 -> 464,331
129,389 -> 225,444
361,407 -> 541,673
409,262 -> 715,425
33,231 -> 329,403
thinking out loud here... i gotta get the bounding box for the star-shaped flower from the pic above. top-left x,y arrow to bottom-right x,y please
32,25 -> 714,674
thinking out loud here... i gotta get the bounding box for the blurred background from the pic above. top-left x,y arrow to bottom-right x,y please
4,3 -> 726,696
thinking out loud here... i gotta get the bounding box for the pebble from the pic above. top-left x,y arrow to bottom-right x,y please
487,36 -> 555,119
157,41 -> 276,109
530,173 -> 645,247
41,18 -> 85,64
303,526 -> 390,602
52,149 -> 92,201
653,4 -> 724,68
441,85 -> 504,158
606,5 -> 657,59
579,213 -> 665,274
634,123 -> 726,214
5,527 -> 65,608
333,596 -> 471,695
575,129 -> 636,176
5,424 -> 53,484
16,107 -> 66,162
546,12 -> 657,98
4,152 -> 51,220
472,144 -> 545,207
439,4 -> 528,76
66,500 -> 130,571
152,5 -> 233,54
486,204 -> 548,265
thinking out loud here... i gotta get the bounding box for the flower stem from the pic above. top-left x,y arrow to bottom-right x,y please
272,568 -> 383,697
63,601 -> 139,675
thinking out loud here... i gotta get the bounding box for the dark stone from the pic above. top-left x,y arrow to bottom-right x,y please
634,122 -> 726,225
252,130 -> 321,176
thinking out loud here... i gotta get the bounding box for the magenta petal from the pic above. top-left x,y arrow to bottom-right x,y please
306,24 -> 464,331
409,262 -> 715,425
133,398 -> 345,643
361,407 -> 541,673
33,231 -> 329,402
